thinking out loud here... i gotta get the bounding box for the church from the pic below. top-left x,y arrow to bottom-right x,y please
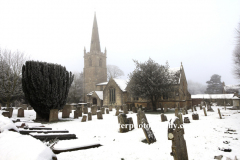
83,13 -> 192,110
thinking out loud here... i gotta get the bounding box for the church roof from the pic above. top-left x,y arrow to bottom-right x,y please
113,78 -> 128,92
95,91 -> 103,100
96,82 -> 108,86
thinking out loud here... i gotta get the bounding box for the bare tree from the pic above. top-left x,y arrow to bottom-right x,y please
233,22 -> 240,79
67,72 -> 84,103
0,48 -> 29,107
107,65 -> 124,80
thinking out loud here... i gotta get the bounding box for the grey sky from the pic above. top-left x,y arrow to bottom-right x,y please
0,0 -> 240,85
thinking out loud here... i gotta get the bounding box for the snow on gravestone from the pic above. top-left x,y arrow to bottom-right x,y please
192,113 -> 199,120
168,117 -> 188,160
141,118 -> 156,144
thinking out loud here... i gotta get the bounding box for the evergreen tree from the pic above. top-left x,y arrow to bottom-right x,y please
205,74 -> 223,94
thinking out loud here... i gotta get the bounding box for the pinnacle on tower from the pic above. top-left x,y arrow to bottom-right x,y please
90,13 -> 101,53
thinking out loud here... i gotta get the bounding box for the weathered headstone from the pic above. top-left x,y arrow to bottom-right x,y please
175,108 -> 178,117
74,111 -> 79,119
184,117 -> 190,123
17,108 -> 24,117
76,107 -> 82,117
132,106 -> 137,113
49,109 -> 58,122
91,105 -> 97,115
178,113 -> 183,124
127,117 -> 134,131
109,105 -> 112,111
83,106 -> 88,114
97,111 -> 103,119
182,109 -> 186,115
141,118 -> 156,144
185,107 -> 188,114
106,109 -> 109,114
115,106 -> 120,116
137,109 -> 147,128
168,118 -> 188,160
88,112 -> 92,121
118,114 -> 129,133
123,105 -> 128,114
203,107 -> 207,116
81,115 -> 87,122
2,112 -> 10,118
194,106 -> 197,111
62,105 -> 72,118
192,113 -> 199,120
161,113 -> 168,122
101,107 -> 105,114
218,108 -> 222,119
6,108 -> 13,118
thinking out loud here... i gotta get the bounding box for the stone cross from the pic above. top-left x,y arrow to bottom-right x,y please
218,108 -> 222,119
141,118 -> 156,144
168,118 -> 189,160
17,108 -> 24,117
88,112 -> 92,121
49,109 -> 58,122
192,113 -> 199,120
203,107 -> 207,116
81,115 -> 87,122
97,111 -> 103,119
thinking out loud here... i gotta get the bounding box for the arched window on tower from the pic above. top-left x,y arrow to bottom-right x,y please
89,58 -> 92,67
99,58 -> 102,67
109,88 -> 115,104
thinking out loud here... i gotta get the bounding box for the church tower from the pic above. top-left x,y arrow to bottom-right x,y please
83,13 -> 107,102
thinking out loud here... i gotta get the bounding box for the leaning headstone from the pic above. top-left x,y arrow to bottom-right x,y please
17,108 -> 24,117
88,112 -> 92,121
192,113 -> 199,120
62,105 -> 71,118
194,106 -> 197,111
6,108 -> 13,118
184,117 -> 190,123
218,108 -> 222,119
118,114 -> 129,133
74,111 -> 79,119
168,117 -> 188,160
175,108 -> 178,117
161,113 -> 168,122
123,105 -> 128,114
2,112 -> 10,118
83,106 -> 88,114
101,107 -> 105,114
97,111 -> 103,119
141,118 -> 156,144
203,107 -> 207,116
132,106 -> 137,113
106,109 -> 109,114
137,109 -> 147,128
49,109 -> 58,122
81,115 -> 87,122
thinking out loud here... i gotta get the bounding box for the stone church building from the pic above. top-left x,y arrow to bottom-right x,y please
83,13 -> 192,110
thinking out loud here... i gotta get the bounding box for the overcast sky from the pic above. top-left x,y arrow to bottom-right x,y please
0,0 -> 240,85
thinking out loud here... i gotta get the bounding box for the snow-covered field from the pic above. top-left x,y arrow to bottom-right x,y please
0,106 -> 240,160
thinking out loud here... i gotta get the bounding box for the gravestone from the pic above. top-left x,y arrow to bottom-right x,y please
74,111 -> 79,119
6,108 -> 13,118
62,105 -> 72,118
178,113 -> 183,124
194,106 -> 197,111
191,106 -> 194,112
203,107 -> 207,116
115,106 -> 120,116
2,112 -> 10,118
106,109 -> 109,114
101,107 -> 105,114
168,118 -> 188,160
83,106 -> 88,114
141,118 -> 156,144
97,111 -> 103,119
77,107 -> 82,117
91,106 -> 97,115
218,108 -> 222,119
164,107 -> 168,113
132,106 -> 137,113
118,114 -> 129,133
49,109 -> 58,122
207,103 -> 214,112
123,105 -> 128,114
182,109 -> 186,115
88,112 -> 92,121
192,113 -> 199,120
17,108 -> 24,117
184,117 -> 190,123
109,105 -> 112,111
185,107 -> 188,114
137,109 -> 147,128
127,117 -> 134,131
161,113 -> 168,122
175,108 -> 178,117
81,115 -> 87,122
200,105 -> 202,110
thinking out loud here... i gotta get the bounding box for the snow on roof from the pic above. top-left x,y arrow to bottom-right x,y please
95,91 -> 103,100
113,78 -> 128,92
87,91 -> 94,96
224,85 -> 240,91
191,94 -> 237,99
96,82 -> 108,86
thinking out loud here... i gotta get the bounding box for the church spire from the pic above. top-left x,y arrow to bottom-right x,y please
90,12 -> 101,53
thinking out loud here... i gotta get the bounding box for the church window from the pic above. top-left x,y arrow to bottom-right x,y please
89,58 -> 92,67
99,58 -> 102,67
109,88 -> 115,103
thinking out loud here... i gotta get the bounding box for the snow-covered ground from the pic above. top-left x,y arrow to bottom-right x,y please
0,106 -> 240,160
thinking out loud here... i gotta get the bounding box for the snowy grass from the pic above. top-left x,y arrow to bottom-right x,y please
1,106 -> 240,160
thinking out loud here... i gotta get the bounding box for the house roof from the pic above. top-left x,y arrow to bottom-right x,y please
113,78 -> 128,92
96,82 -> 108,86
191,94 -> 237,99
